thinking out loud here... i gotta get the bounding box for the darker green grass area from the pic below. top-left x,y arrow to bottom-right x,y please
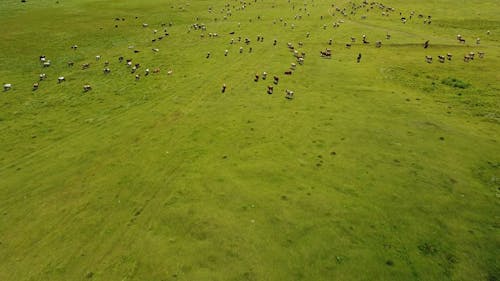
441,77 -> 471,89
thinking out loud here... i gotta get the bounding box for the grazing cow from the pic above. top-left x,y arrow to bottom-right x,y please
284,70 -> 292,75
206,52 -> 211,58
357,53 -> 362,63
167,70 -> 173,75
320,49 -> 331,58
67,61 -> 74,67
463,54 -> 471,62
424,40 -> 429,49
152,48 -> 159,52
291,63 -> 296,69
285,89 -> 294,99
39,55 -> 46,62
221,84 -> 227,93
58,76 -> 65,83
386,34 -> 391,40
476,38 -> 480,44
273,76 -> 279,85
153,68 -> 160,73
82,63 -> 90,69
83,84 -> 92,92
104,61 -> 109,66
468,52 -> 475,60
103,67 -> 111,74
135,74 -> 140,80
447,53 -> 453,60
375,41 -> 382,48
267,85 -> 273,94
145,68 -> 150,76
119,56 -> 124,63
478,51 -> 485,58
362,35 -> 369,44
142,23 -> 149,27
273,39 -> 277,46
239,46 -> 243,53
254,74 -> 259,82
71,44 -> 78,50
43,61 -> 51,67
33,83 -> 39,90
351,37 -> 356,43
131,66 -> 137,73
39,73 -> 47,81
297,57 -> 304,65
458,37 -> 466,44
3,83 -> 12,91
425,55 -> 433,63
262,72 -> 267,80
438,55 -> 445,63
95,55 -> 101,61
249,47 -> 252,53
225,49 -> 228,56
345,43 -> 351,48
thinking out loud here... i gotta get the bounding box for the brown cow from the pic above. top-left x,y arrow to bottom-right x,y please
267,85 -> 273,94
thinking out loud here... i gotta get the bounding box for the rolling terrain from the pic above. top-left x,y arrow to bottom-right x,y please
0,0 -> 499,280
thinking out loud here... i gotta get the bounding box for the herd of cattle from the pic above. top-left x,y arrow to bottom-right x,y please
2,0 -> 489,97
2,52 -> 166,93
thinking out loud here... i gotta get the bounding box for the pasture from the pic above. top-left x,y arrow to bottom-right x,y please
0,0 -> 499,280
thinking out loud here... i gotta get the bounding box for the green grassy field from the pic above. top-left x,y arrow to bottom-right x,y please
0,0 -> 499,280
